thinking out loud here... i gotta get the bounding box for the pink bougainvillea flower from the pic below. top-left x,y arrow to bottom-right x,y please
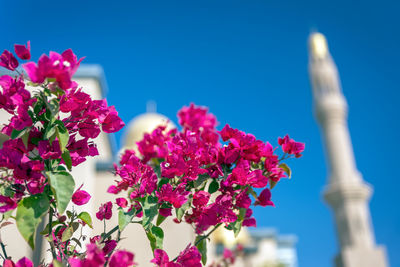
176,245 -> 202,267
159,207 -> 172,217
3,259 -> 15,267
102,112 -> 125,133
219,124 -> 239,142
69,244 -> 105,267
109,250 -> 135,267
0,195 -> 17,213
235,189 -> 251,209
156,183 -> 189,209
72,185 -> 91,206
116,197 -> 128,208
151,249 -> 171,267
223,248 -> 235,264
242,208 -> 257,227
102,239 -> 117,255
38,140 -> 62,160
107,185 -> 120,194
23,49 -> 84,90
150,249 -> 181,267
14,41 -> 31,60
0,50 -> 18,71
278,135 -> 305,158
15,257 -> 33,267
178,103 -> 218,132
193,190 -> 210,207
255,188 -> 275,207
96,201 -> 112,220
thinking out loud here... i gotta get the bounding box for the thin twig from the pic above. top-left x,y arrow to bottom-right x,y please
172,223 -> 222,262
48,207 -> 57,259
0,241 -> 8,259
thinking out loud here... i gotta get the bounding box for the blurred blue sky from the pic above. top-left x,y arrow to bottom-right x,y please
1,0 -> 399,266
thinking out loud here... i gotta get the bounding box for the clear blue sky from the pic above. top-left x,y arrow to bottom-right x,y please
1,1 -> 399,266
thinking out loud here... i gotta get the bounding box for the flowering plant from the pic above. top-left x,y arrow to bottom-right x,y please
0,43 -> 304,267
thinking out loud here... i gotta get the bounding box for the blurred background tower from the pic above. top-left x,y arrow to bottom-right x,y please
308,32 -> 388,267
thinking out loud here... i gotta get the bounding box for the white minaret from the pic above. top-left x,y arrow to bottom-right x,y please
308,32 -> 388,267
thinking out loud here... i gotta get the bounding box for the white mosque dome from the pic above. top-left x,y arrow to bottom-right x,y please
121,101 -> 176,155
123,112 -> 176,149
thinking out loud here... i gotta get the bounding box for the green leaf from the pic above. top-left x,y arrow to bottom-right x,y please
141,196 -> 158,230
78,211 -> 93,228
66,210 -> 73,219
270,180 -> 278,189
21,130 -> 30,149
194,174 -> 209,188
11,127 -> 28,139
157,178 -> 169,189
118,209 -> 135,231
156,214 -> 167,226
232,219 -> 242,238
238,208 -> 247,221
11,128 -> 30,149
48,171 -> 75,214
16,194 -> 50,249
195,236 -> 208,265
153,162 -> 162,177
55,120 -> 69,152
0,186 -> 14,198
208,180 -> 219,194
52,260 -> 65,267
71,237 -> 82,248
175,200 -> 191,221
146,224 -> 164,252
71,221 -> 80,232
40,221 -> 62,235
61,226 -> 74,242
248,187 -> 258,199
45,98 -> 59,118
44,125 -> 56,140
61,150 -> 72,171
279,163 -> 291,178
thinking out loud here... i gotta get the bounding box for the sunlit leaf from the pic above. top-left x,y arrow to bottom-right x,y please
279,163 -> 291,178
16,194 -> 50,249
195,235 -> 208,265
118,208 -> 135,231
146,224 -> 164,252
78,211 -> 93,228
48,171 -> 75,214
141,196 -> 158,230
61,226 -> 74,242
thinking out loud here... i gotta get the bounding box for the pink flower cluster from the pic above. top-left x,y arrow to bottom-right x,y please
0,43 -> 124,211
3,257 -> 33,267
60,87 -> 124,165
68,244 -> 135,267
110,103 -> 304,264
151,246 -> 202,267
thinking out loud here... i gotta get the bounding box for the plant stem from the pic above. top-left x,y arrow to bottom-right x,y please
103,230 -> 121,267
48,207 -> 57,259
195,223 -> 222,246
172,223 -> 222,262
100,225 -> 119,243
0,241 -> 8,259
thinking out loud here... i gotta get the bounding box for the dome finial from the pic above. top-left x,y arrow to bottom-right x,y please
146,100 -> 157,113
